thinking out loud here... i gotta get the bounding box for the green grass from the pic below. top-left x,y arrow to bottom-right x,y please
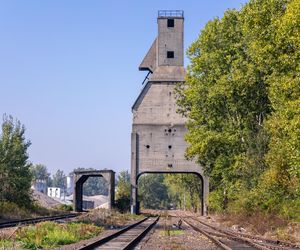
53,204 -> 73,211
160,229 -> 184,236
15,221 -> 102,249
0,240 -> 24,250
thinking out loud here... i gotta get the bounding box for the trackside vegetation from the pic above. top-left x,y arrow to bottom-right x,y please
176,0 -> 300,219
0,115 -> 33,216
0,221 -> 102,249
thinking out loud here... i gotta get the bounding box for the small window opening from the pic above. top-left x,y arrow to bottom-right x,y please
167,51 -> 174,58
168,164 -> 173,168
168,145 -> 172,149
167,19 -> 174,27
168,129 -> 172,133
146,145 -> 150,149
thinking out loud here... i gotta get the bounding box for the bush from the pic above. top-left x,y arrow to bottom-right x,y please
54,204 -> 73,212
16,221 -> 102,249
0,201 -> 31,220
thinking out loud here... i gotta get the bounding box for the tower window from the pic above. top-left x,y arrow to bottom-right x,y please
167,19 -> 174,27
167,51 -> 174,58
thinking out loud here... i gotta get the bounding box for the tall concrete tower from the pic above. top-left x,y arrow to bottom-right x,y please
131,10 -> 209,215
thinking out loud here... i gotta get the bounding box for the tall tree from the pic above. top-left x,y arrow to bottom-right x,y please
52,169 -> 66,190
31,164 -> 51,186
164,174 -> 202,212
176,0 -> 299,217
138,174 -> 170,209
115,170 -> 131,212
0,115 -> 32,207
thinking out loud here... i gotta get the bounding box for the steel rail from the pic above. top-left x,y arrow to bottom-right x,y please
190,216 -> 300,250
0,213 -> 78,229
182,218 -> 233,250
123,216 -> 159,250
78,216 -> 159,250
182,216 -> 273,250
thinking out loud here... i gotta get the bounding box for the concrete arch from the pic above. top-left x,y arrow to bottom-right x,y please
136,171 -> 206,215
73,170 -> 115,212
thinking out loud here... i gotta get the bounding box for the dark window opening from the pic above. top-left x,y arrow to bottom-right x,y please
146,145 -> 150,149
167,19 -> 174,27
168,129 -> 172,133
168,145 -> 172,149
168,164 -> 173,168
167,51 -> 174,58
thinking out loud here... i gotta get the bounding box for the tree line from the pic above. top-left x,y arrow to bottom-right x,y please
176,0 -> 299,219
115,173 -> 203,212
0,116 -> 111,210
31,165 -> 109,196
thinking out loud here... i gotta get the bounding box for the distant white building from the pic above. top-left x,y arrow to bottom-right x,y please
47,187 -> 61,199
66,176 -> 74,195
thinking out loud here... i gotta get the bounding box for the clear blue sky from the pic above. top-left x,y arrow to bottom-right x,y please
0,1 -> 248,175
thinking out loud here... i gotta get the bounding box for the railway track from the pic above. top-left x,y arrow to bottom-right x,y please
79,216 -> 159,250
181,215 -> 300,250
0,213 -> 79,229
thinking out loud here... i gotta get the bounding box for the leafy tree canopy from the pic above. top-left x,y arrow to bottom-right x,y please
176,0 -> 300,218
0,115 -> 32,208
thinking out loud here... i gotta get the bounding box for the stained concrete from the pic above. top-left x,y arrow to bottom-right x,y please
131,11 -> 209,215
73,170 -> 115,212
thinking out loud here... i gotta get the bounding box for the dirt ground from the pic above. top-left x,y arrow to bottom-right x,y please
137,211 -> 220,250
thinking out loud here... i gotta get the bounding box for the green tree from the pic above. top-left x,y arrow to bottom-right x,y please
164,174 -> 202,212
52,169 -> 66,190
115,170 -> 131,212
0,115 -> 32,208
138,174 -> 170,209
31,164 -> 51,186
176,0 -> 300,217
240,0 -> 300,217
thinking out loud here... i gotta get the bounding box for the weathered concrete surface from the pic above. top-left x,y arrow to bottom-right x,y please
131,11 -> 209,215
73,170 -> 115,212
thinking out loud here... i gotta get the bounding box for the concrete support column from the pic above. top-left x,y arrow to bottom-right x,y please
74,176 -> 85,212
130,132 -> 138,214
103,172 -> 115,210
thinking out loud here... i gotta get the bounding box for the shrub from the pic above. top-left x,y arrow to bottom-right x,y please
54,204 -> 73,212
16,221 -> 102,249
0,201 -> 31,220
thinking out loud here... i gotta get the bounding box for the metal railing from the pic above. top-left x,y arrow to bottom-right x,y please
158,10 -> 184,18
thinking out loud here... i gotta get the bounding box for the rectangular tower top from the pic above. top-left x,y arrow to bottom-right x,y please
158,10 -> 184,18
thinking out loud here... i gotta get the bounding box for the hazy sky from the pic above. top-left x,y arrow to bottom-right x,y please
0,0 -> 247,175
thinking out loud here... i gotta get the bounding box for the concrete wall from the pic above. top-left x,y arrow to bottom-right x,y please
131,83 -> 209,215
157,17 -> 184,67
133,83 -> 186,125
